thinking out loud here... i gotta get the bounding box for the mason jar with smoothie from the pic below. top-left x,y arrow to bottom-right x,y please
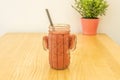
43,24 -> 76,70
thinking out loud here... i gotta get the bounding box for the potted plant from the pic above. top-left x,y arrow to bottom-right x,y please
72,0 -> 108,35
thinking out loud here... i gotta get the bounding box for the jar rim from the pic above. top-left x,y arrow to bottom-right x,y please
49,24 -> 70,28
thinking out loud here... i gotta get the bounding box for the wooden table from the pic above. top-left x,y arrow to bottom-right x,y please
0,33 -> 120,80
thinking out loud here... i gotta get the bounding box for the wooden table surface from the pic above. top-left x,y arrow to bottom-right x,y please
0,33 -> 120,80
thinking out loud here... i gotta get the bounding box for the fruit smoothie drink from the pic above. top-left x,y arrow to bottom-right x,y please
43,24 -> 76,70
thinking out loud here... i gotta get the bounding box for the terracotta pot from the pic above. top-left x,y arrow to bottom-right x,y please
81,18 -> 99,35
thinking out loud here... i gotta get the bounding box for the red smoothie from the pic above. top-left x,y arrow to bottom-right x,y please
43,24 -> 76,69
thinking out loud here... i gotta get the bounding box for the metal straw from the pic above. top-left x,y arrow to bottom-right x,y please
45,9 -> 54,30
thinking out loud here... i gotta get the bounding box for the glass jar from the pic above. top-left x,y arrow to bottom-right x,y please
43,24 -> 76,70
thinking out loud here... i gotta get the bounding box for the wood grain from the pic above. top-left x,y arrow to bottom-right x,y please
0,33 -> 120,80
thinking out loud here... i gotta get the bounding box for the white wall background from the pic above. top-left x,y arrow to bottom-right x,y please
0,0 -> 120,45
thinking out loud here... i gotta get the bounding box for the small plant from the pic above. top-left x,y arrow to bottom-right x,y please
72,0 -> 109,19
